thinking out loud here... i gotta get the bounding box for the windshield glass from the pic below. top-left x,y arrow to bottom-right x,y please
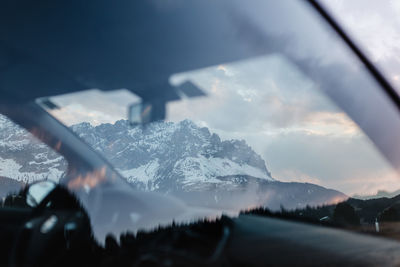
31,0 -> 400,230
5,1 -> 400,265
3,0 -> 400,243
44,53 -> 399,213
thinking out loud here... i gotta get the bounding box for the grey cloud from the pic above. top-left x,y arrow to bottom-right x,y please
170,54 -> 339,133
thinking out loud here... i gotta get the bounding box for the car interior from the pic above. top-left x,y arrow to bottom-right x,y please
1,0 -> 400,266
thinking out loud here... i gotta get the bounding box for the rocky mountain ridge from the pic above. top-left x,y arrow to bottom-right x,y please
71,119 -> 273,192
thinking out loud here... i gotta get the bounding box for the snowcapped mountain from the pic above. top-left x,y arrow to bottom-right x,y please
71,119 -> 273,192
0,115 -> 346,210
0,115 -> 66,187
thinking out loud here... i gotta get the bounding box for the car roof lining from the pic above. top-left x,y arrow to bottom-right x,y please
0,0 -> 274,103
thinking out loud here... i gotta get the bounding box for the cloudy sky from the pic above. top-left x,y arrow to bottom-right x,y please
48,1 -> 400,197
167,54 -> 399,196
322,0 -> 400,90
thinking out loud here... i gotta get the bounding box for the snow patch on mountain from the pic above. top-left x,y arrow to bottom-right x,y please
174,155 -> 271,185
0,158 -> 24,180
119,159 -> 160,190
0,157 -> 64,183
0,114 -> 67,185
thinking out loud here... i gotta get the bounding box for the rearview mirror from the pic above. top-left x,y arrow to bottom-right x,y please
128,101 -> 153,125
127,81 -> 205,126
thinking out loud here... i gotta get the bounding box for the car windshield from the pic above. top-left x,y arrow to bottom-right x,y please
40,52 -> 399,213
2,0 -> 400,243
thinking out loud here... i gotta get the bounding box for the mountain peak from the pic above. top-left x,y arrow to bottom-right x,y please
179,119 -> 196,127
71,119 -> 273,191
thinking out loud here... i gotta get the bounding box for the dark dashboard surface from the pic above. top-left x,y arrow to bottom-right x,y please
228,215 -> 400,266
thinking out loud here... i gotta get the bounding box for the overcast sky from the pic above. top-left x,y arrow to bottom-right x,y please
49,1 -> 400,197
166,54 -> 399,196
322,0 -> 400,91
